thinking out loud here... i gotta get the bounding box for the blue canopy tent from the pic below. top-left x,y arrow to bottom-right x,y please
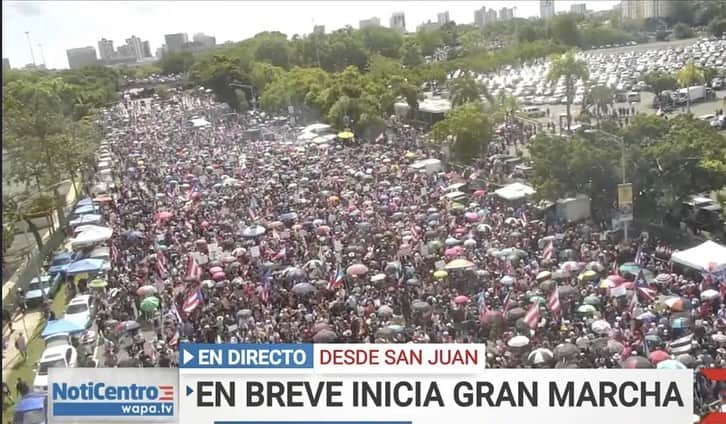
65,258 -> 105,276
69,214 -> 103,227
42,319 -> 86,337
76,197 -> 94,207
74,204 -> 99,215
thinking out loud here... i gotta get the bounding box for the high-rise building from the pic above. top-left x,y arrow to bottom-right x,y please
437,11 -> 450,25
390,12 -> 406,32
540,0 -> 556,19
164,33 -> 189,53
141,41 -> 152,58
499,7 -> 515,21
475,7 -> 498,27
417,20 -> 440,32
570,3 -> 587,15
193,33 -> 216,49
156,46 -> 166,59
97,38 -> 115,60
359,17 -> 381,29
66,46 -> 98,69
621,0 -> 672,19
116,44 -> 135,59
3,58 -> 10,71
125,35 -> 145,60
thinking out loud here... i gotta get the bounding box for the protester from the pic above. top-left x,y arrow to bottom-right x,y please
83,90 -> 724,417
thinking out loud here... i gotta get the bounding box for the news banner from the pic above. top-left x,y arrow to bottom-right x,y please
47,343 -> 706,424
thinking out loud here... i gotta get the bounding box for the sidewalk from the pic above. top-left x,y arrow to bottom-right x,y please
2,311 -> 44,371
2,181 -> 80,301
2,181 -> 80,373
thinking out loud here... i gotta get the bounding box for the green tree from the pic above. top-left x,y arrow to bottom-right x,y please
253,33 -> 291,68
188,54 -> 249,110
672,23 -> 694,40
547,51 -> 589,130
548,15 -> 581,46
587,85 -> 614,124
676,62 -> 704,113
159,52 -> 196,74
448,75 -> 490,107
358,26 -> 403,58
709,17 -> 726,38
249,62 -> 285,93
431,103 -> 493,163
400,38 -> 424,68
642,71 -> 677,94
416,28 -> 444,56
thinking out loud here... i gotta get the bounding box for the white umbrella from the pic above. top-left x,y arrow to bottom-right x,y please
500,275 -> 515,285
528,348 -> 553,365
591,320 -> 611,335
701,289 -> 720,301
507,335 -> 530,348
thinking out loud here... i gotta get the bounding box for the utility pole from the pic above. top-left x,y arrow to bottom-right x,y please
25,31 -> 36,66
38,43 -> 46,67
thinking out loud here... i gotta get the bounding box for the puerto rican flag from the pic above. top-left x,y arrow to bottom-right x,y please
156,250 -> 167,278
327,265 -> 345,291
185,255 -> 201,281
634,245 -> 647,266
542,240 -> 554,261
273,246 -> 287,261
260,270 -> 272,303
502,290 -> 513,313
477,289 -> 488,321
547,284 -> 561,318
375,133 -> 384,143
523,302 -> 539,329
635,269 -> 656,301
182,289 -> 202,314
110,244 -> 120,264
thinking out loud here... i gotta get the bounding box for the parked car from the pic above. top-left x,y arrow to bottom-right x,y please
33,344 -> 78,392
23,275 -> 62,307
522,106 -> 546,118
13,392 -> 47,424
63,295 -> 94,329
46,252 -> 74,278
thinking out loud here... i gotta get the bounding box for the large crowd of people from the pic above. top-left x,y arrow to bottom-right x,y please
74,90 -> 726,417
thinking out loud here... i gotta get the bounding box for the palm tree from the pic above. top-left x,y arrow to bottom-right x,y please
447,75 -> 491,107
587,85 -> 614,126
547,51 -> 589,131
676,61 -> 704,114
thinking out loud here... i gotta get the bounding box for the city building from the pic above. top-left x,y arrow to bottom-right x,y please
97,38 -> 115,60
570,3 -> 587,15
390,12 -> 406,32
193,33 -> 216,49
540,0 -> 556,19
116,44 -> 136,60
313,25 -> 325,34
156,46 -> 166,59
164,33 -> 189,53
417,20 -> 440,32
66,46 -> 98,69
2,58 -> 10,71
499,7 -> 515,21
474,7 -> 498,27
142,41 -> 152,58
437,11 -> 450,25
621,0 -> 672,20
125,35 -> 145,60
359,17 -> 381,29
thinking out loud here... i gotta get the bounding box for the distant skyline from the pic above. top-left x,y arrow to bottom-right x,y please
2,1 -> 618,70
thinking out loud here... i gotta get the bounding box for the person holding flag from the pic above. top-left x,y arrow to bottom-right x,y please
328,265 -> 344,291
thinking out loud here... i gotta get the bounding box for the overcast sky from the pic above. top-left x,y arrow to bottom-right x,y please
2,1 -> 618,70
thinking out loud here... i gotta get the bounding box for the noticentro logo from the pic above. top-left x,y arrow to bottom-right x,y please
52,382 -> 174,417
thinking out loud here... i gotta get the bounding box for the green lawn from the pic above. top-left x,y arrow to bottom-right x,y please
2,285 -> 67,422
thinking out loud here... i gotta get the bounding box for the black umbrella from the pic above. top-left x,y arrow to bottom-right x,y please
505,307 -> 526,321
554,343 -> 579,359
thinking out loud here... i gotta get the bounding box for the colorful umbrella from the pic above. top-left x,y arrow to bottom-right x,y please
528,348 -> 553,365
454,295 -> 470,305
136,285 -> 157,296
648,350 -> 669,364
657,359 -> 686,370
433,270 -> 448,280
507,335 -> 530,348
140,297 -> 160,312
346,264 -> 369,276
445,259 -> 474,270
88,279 -> 108,289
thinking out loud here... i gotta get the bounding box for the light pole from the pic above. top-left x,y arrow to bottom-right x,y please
25,31 -> 36,66
585,128 -> 629,242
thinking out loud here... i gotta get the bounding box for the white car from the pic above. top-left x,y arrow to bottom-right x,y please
33,344 -> 78,391
64,295 -> 94,329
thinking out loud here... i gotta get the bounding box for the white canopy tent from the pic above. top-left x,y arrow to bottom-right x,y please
670,241 -> 726,273
70,226 -> 113,249
494,182 -> 536,201
190,117 -> 211,128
